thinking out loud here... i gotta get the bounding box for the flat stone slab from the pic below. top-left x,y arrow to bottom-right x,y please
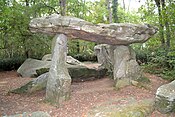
17,58 -> 51,78
12,60 -> 107,94
29,14 -> 157,45
17,58 -> 107,80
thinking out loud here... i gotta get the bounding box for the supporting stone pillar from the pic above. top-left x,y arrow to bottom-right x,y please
46,34 -> 71,106
94,44 -> 114,76
113,45 -> 142,89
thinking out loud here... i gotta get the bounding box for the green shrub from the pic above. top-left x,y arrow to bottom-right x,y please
136,47 -> 175,81
68,53 -> 97,62
0,57 -> 26,71
135,49 -> 149,64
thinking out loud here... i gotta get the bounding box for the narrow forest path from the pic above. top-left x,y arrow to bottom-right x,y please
0,71 -> 173,117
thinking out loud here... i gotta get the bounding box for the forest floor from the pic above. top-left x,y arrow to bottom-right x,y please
0,71 -> 174,117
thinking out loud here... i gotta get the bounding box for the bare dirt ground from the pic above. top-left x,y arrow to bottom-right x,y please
0,71 -> 174,117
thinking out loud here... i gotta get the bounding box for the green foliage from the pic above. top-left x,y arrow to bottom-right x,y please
36,68 -> 49,76
133,0 -> 175,81
0,0 -> 175,78
138,47 -> 175,81
0,0 -> 52,60
68,40 -> 97,61
0,57 -> 26,71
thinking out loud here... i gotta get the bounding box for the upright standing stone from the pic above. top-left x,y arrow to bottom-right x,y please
113,45 -> 142,89
46,34 -> 71,106
94,44 -> 114,76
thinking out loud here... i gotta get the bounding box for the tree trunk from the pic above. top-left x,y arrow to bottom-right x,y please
161,0 -> 171,48
158,7 -> 165,46
76,41 -> 80,53
59,0 -> 66,16
165,22 -> 171,48
155,0 -> 165,47
122,0 -> 125,11
106,0 -> 113,23
25,0 -> 29,6
112,0 -> 118,23
127,0 -> 131,12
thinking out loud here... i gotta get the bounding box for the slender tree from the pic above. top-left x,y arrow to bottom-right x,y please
154,0 -> 171,48
154,0 -> 165,46
106,0 -> 113,23
59,0 -> 66,16
127,0 -> 131,12
122,0 -> 125,11
112,0 -> 118,23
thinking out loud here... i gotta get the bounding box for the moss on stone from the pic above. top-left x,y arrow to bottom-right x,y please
136,76 -> 150,84
115,78 -> 130,89
9,81 -> 33,94
36,68 -> 49,76
87,99 -> 155,117
109,99 -> 154,117
155,97 -> 175,114
131,76 -> 151,90
29,81 -> 47,93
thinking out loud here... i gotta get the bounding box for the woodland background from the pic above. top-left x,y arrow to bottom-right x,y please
0,0 -> 175,80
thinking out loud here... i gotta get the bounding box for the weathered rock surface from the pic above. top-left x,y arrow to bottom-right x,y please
11,63 -> 107,94
4,111 -> 50,117
94,44 -> 114,74
9,72 -> 49,94
68,64 -> 107,81
10,73 -> 49,94
155,80 -> 175,114
67,56 -> 82,65
17,58 -> 51,78
46,34 -> 71,106
42,53 -> 82,64
29,14 -> 157,45
42,54 -> 52,61
113,45 -> 142,89
17,58 -> 106,80
87,98 -> 155,117
18,55 -> 83,78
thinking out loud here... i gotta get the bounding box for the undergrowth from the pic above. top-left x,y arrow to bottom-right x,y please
135,47 -> 175,81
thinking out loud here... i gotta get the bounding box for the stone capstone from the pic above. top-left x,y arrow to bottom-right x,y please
113,45 -> 142,89
46,34 -> 71,106
29,14 -> 157,45
155,80 -> 175,114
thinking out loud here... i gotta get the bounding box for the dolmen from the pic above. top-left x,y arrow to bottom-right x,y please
15,14 -> 157,106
